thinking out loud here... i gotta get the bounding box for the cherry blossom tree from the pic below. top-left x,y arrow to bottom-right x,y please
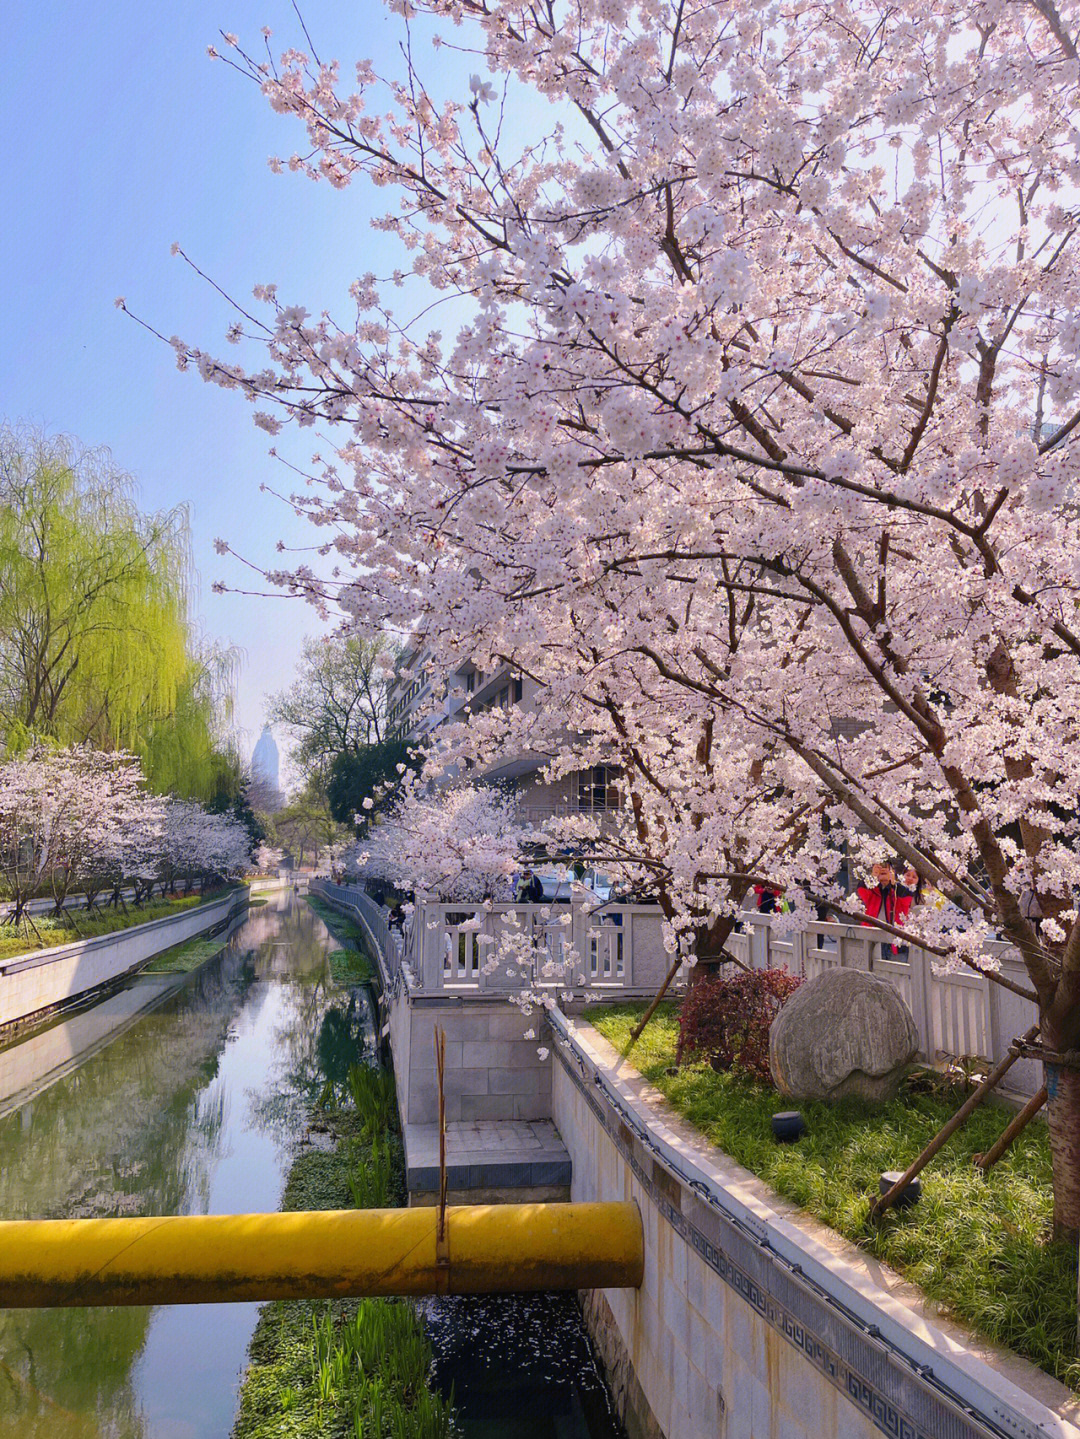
61,758 -> 165,914
359,780 -> 527,901
254,841 -> 285,874
158,799 -> 251,894
159,0 -> 1080,1237
0,748 -> 154,925
0,748 -> 247,926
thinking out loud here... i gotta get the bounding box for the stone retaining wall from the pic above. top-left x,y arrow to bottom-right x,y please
0,889 -> 249,1033
551,1011 -> 1080,1439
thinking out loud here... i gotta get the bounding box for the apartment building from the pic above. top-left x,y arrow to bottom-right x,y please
386,650 -> 619,827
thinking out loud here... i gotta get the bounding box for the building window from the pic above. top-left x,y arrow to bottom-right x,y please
576,765 -> 619,812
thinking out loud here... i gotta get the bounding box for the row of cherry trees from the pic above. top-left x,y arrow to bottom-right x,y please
169,0 -> 1080,1236
0,747 -> 252,924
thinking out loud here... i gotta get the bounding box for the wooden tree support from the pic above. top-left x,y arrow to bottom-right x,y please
626,946 -> 749,1053
870,1024 -> 1039,1219
973,1084 -> 1048,1174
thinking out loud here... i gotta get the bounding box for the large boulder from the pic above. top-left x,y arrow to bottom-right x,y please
769,968 -> 919,1104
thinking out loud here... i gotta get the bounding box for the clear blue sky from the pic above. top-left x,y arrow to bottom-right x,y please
1,1 -> 476,782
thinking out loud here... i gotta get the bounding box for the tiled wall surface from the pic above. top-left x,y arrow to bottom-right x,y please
0,890 -> 246,1032
396,997 -> 552,1125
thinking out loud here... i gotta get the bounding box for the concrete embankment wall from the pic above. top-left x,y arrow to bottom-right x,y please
248,878 -> 291,896
0,888 -> 249,1033
551,1013 -> 1080,1439
391,993 -> 551,1125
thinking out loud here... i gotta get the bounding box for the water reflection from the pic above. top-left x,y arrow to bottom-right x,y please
0,893 -> 368,1438
0,893 -> 624,1439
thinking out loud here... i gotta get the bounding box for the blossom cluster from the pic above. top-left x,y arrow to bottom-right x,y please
349,779 -> 527,902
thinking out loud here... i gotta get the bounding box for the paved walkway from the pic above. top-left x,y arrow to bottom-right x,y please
403,1118 -> 571,1195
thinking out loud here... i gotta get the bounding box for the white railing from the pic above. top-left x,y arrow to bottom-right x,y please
390,899 -> 660,997
312,882 -> 1042,1098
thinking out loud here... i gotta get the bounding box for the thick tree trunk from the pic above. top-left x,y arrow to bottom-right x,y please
1045,1061 -> 1080,1244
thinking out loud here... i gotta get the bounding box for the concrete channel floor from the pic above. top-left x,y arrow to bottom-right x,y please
404,1118 -> 572,1198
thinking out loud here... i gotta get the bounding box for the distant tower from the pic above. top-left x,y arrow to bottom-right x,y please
251,725 -> 282,810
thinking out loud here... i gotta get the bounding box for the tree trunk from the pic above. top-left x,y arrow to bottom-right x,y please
1045,1061 -> 1080,1244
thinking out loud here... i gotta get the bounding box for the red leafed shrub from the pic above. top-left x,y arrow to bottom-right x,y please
677,968 -> 803,1082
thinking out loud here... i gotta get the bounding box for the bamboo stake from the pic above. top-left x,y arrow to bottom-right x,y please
974,1084 -> 1047,1174
871,1024 -> 1039,1218
434,1026 -> 449,1264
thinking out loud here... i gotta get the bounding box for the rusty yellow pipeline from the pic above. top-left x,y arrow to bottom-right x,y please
0,1201 -> 643,1308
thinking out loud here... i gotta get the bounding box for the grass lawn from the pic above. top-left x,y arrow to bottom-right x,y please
588,1001 -> 1079,1391
0,892 -> 224,964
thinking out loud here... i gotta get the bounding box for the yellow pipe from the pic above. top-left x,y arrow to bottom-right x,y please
0,1201 -> 643,1308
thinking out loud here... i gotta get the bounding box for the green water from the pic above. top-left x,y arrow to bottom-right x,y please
0,892 -> 371,1438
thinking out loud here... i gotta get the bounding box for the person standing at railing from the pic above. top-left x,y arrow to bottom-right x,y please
515,868 -> 544,904
753,883 -> 782,914
857,862 -> 917,960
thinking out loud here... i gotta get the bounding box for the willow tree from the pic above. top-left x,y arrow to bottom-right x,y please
139,639 -> 242,800
0,426 -> 231,798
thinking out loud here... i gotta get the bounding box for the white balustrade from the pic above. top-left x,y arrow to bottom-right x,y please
313,882 -> 1041,1097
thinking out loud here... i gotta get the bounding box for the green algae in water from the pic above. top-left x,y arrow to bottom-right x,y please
327,949 -> 374,984
142,935 -> 228,973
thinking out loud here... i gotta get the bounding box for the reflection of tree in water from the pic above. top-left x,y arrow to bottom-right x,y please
0,895 -> 344,1439
0,951 -> 254,1438
247,977 -> 376,1136
0,1305 -> 151,1439
245,895 -> 375,1132
0,951 -> 254,1221
246,894 -> 332,984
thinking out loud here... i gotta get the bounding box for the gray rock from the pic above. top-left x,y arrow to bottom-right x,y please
769,968 -> 919,1103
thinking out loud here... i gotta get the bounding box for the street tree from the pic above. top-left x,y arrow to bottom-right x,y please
0,748 -> 160,923
268,633 -> 398,783
270,785 -> 346,870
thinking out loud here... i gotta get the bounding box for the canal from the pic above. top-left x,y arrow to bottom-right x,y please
0,891 -> 623,1438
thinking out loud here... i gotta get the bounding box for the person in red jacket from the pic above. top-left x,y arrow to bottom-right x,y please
753,883 -> 782,914
857,862 -> 917,957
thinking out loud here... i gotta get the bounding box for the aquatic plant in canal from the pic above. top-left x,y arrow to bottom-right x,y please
231,1055 -> 453,1436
